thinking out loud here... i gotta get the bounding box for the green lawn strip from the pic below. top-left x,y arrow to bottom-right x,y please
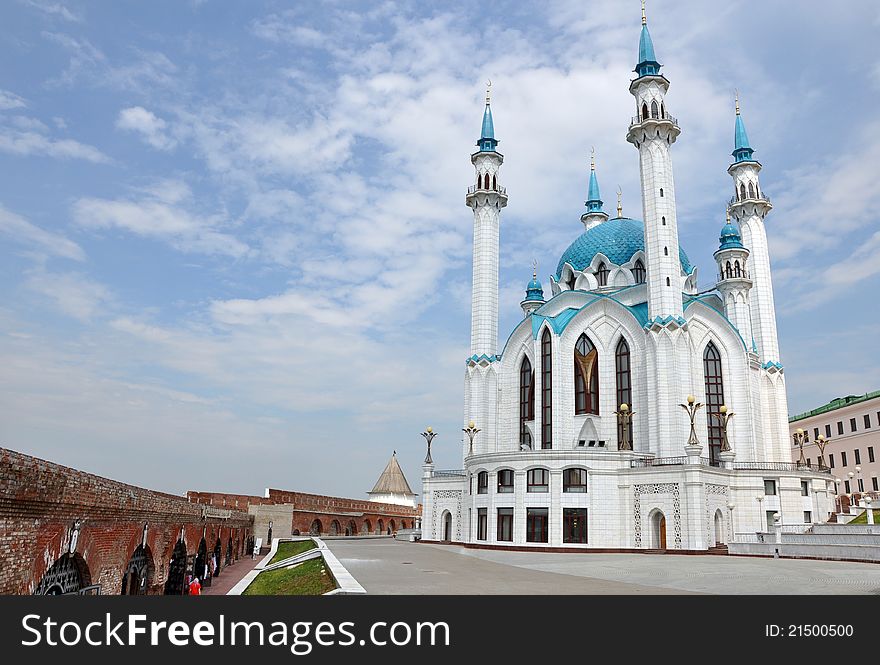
268,540 -> 317,565
847,511 -> 875,525
243,557 -> 336,596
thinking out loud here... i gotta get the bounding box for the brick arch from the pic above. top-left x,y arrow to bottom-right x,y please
361,519 -> 372,534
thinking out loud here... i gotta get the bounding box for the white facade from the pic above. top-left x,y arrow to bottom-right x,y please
422,13 -> 833,550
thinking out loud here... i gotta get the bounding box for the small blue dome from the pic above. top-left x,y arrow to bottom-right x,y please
719,222 -> 744,250
524,274 -> 544,302
556,217 -> 692,280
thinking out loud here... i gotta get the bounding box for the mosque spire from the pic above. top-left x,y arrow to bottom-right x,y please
733,90 -> 754,163
580,149 -> 609,230
635,1 -> 661,77
478,80 -> 498,152
617,187 -> 623,218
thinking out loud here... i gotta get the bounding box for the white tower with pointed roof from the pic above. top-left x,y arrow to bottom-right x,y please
367,452 -> 417,508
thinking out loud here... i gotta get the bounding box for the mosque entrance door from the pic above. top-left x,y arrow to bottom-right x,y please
659,516 -> 667,549
443,512 -> 452,541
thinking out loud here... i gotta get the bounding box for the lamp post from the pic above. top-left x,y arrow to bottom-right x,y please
756,495 -> 765,532
792,428 -> 807,466
865,496 -> 875,525
615,403 -> 634,451
856,465 -> 863,495
815,434 -> 828,469
727,501 -> 735,542
848,471 -> 855,503
421,427 -> 437,464
462,421 -> 480,457
711,405 -> 735,453
679,395 -> 703,446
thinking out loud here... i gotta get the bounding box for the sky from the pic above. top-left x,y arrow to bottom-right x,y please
1,0 -> 880,498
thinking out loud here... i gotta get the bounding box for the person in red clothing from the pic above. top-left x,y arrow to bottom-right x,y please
188,577 -> 201,596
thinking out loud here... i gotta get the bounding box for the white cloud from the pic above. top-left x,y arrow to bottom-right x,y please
25,269 -> 112,321
116,106 -> 176,150
21,0 -> 81,22
0,89 -> 27,111
0,204 -> 85,261
0,124 -> 109,162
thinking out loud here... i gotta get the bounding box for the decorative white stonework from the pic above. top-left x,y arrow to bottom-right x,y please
420,12 -> 834,551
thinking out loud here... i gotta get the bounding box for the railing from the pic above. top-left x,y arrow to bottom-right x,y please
731,461 -> 831,474
630,111 -> 679,127
718,269 -> 751,281
434,469 -> 466,478
467,185 -> 507,195
631,456 -> 717,468
728,193 -> 771,207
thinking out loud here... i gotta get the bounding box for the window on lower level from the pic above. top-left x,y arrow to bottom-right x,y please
563,508 -> 588,544
858,478 -> 864,492
497,508 -> 513,542
527,468 -> 549,493
497,469 -> 514,493
801,480 -> 810,496
838,421 -> 844,435
870,446 -> 875,463
841,451 -> 848,467
477,471 -> 488,494
829,453 -> 835,468
526,508 -> 549,543
855,449 -> 861,465
844,480 -> 851,494
850,418 -> 858,433
804,511 -> 812,524
814,427 -> 820,440
763,479 -> 777,496
563,468 -> 588,493
865,414 -> 872,429
825,424 -> 832,438
873,477 -> 879,492
477,508 -> 487,541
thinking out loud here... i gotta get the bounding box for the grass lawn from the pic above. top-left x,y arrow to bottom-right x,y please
268,540 -> 317,565
243,558 -> 336,596
847,511 -> 876,525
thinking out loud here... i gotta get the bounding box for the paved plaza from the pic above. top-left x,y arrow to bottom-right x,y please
324,538 -> 880,595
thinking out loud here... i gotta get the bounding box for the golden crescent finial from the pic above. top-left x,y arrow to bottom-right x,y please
642,0 -> 647,25
617,186 -> 623,218
486,79 -> 492,104
532,258 -> 539,278
735,88 -> 740,115
726,207 -> 731,223
590,146 -> 595,170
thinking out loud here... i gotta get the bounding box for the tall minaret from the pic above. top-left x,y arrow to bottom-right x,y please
727,95 -> 779,364
625,3 -> 683,322
464,85 -> 507,460
581,149 -> 609,230
714,211 -> 753,346
466,83 -> 508,358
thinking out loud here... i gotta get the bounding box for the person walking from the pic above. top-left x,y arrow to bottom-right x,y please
188,577 -> 201,596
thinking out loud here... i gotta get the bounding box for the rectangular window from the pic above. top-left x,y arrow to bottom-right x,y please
870,446 -> 875,463
855,449 -> 861,465
526,508 -> 549,543
825,424 -> 832,438
803,511 -> 812,524
541,331 -> 552,449
496,508 -> 513,542
563,508 -> 588,544
842,451 -> 848,467
829,453 -> 835,468
844,480 -> 851,494
801,480 -> 809,496
763,479 -> 777,496
838,421 -> 844,435
806,458 -> 811,467
477,508 -> 487,541
497,469 -> 514,493
850,418 -> 857,433
562,468 -> 588,493
477,471 -> 488,494
873,477 -> 878,492
526,468 -> 549,493
858,478 -> 864,492
813,427 -> 820,440
766,510 -> 778,529
865,414 -> 872,429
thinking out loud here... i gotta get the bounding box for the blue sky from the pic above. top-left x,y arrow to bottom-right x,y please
2,0 -> 880,497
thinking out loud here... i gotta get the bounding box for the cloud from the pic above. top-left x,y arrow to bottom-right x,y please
25,269 -> 112,321
0,89 -> 27,111
116,106 -> 176,150
72,183 -> 251,258
0,204 -> 85,261
20,1 -> 81,22
0,123 -> 109,162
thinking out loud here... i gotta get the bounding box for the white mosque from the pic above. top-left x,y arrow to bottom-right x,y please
421,8 -> 834,550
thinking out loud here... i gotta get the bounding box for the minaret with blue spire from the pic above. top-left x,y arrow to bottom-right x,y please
581,149 -> 609,230
520,263 -> 545,317
626,1 -> 683,323
714,209 -> 753,348
464,82 -> 508,459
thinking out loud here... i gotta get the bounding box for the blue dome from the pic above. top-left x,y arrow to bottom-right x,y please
718,222 -> 744,249
556,217 -> 693,279
524,274 -> 544,302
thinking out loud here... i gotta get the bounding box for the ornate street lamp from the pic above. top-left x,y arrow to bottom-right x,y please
792,428 -> 807,466
711,405 -> 735,453
727,501 -> 735,542
615,403 -> 634,451
856,466 -> 863,495
679,395 -> 703,446
815,434 -> 828,469
462,421 -> 481,457
421,427 -> 437,464
756,495 -> 765,531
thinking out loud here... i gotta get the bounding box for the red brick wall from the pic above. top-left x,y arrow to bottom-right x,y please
0,448 -> 253,595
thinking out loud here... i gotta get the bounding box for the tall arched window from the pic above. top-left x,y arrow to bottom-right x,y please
703,342 -> 725,465
492,174 -> 497,190
740,183 -> 746,200
748,182 -> 755,199
520,357 -> 534,449
641,102 -> 649,121
484,173 -> 490,189
725,260 -> 732,279
574,334 -> 599,415
663,246 -> 668,256
661,102 -> 665,117
541,329 -> 553,449
596,262 -> 609,287
632,259 -> 646,284
650,100 -> 659,118
615,339 -> 632,446
734,260 -> 741,277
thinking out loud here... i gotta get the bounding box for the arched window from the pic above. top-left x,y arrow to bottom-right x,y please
651,100 -> 659,118
477,471 -> 488,494
567,274 -> 576,290
477,173 -> 481,187
661,216 -> 666,226
574,334 -> 599,415
725,261 -> 732,279
703,342 -> 725,465
661,102 -> 665,118
526,468 -> 549,492
734,260 -> 741,277
641,102 -> 649,121
659,188 -> 664,197
632,259 -> 646,284
562,468 -> 588,493
541,329 -> 553,449
615,338 -> 632,446
663,246 -> 668,256
748,182 -> 755,199
666,277 -> 670,286
484,173 -> 490,189
740,183 -> 746,200
492,174 -> 497,190
520,357 -> 534,449
596,262 -> 609,287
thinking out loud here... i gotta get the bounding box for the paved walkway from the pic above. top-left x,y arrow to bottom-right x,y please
201,556 -> 261,596
324,538 -> 880,595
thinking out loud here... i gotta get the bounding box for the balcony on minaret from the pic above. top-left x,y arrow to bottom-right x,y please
626,108 -> 680,147
466,182 -> 508,208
